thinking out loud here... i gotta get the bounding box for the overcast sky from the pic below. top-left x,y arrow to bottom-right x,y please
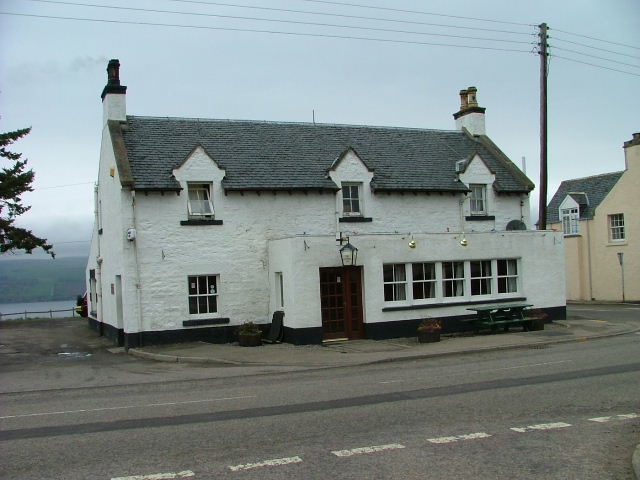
1,0 -> 638,259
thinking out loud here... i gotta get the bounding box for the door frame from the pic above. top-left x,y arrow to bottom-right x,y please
319,266 -> 364,340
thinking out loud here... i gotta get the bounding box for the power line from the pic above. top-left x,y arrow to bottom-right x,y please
551,27 -> 640,51
296,0 -> 534,27
552,35 -> 640,60
551,54 -> 640,77
0,12 -> 533,53
163,0 -> 533,36
552,46 -> 640,70
23,0 -> 535,45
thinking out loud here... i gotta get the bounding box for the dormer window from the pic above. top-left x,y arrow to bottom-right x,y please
187,183 -> 214,218
342,183 -> 362,216
561,207 -> 579,235
469,184 -> 486,215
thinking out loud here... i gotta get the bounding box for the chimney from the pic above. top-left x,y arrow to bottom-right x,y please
101,59 -> 127,125
453,86 -> 486,136
623,132 -> 640,171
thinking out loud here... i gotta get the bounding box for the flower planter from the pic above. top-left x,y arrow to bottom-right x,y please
238,333 -> 262,347
529,318 -> 545,331
417,330 -> 441,343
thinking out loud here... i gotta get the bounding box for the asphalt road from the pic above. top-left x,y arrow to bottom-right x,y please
1,305 -> 639,479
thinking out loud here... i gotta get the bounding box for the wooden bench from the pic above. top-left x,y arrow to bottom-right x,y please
464,303 -> 534,334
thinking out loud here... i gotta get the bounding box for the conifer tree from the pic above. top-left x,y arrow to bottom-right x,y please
0,127 -> 54,257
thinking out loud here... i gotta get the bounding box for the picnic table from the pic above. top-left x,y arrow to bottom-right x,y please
464,303 -> 534,334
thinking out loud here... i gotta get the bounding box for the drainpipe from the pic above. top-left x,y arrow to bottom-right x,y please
586,218 -> 594,300
94,183 -> 104,325
128,190 -> 144,350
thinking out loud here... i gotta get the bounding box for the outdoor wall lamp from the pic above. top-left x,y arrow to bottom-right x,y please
459,235 -> 468,247
339,241 -> 358,266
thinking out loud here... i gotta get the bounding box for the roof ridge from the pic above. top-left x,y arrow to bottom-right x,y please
126,115 -> 460,133
560,170 -> 624,183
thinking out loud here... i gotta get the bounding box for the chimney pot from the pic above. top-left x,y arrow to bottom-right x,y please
107,59 -> 121,86
466,86 -> 478,108
459,89 -> 468,110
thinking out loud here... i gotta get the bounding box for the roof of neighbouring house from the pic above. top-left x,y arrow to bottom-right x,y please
547,171 -> 624,224
113,116 -> 534,193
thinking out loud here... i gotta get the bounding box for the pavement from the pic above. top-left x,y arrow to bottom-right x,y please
129,318 -> 639,368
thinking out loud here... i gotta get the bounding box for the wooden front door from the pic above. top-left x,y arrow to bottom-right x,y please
319,266 -> 364,340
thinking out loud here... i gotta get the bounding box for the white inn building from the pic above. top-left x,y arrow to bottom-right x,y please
86,60 -> 566,347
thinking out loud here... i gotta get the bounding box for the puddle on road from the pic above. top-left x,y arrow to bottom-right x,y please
57,352 -> 92,358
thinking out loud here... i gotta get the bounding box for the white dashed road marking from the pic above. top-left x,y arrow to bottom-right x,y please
111,470 -> 195,480
588,413 -> 639,423
332,443 -> 406,457
427,432 -> 492,444
228,456 -> 303,472
510,422 -> 572,433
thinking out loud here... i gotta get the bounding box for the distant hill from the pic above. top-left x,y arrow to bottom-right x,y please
0,257 -> 87,303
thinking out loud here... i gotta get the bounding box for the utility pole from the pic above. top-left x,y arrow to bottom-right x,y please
537,23 -> 549,230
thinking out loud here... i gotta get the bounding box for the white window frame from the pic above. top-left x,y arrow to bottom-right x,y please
469,184 -> 487,215
383,264 -> 407,301
342,182 -> 363,216
442,261 -> 465,297
497,259 -> 518,294
187,183 -> 214,218
188,274 -> 219,315
411,262 -> 437,300
560,207 -> 579,235
382,259 -> 520,305
470,260 -> 492,296
608,213 -> 625,242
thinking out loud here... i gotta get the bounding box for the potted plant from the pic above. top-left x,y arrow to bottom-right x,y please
417,318 -> 442,343
525,309 -> 548,331
237,321 -> 262,347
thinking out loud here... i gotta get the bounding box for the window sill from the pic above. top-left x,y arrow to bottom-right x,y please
563,234 -> 581,238
339,216 -> 372,223
382,296 -> 526,312
183,318 -> 230,327
180,219 -> 224,226
606,241 -> 627,246
465,215 -> 495,221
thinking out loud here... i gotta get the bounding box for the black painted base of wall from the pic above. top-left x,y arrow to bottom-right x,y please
86,305 -> 567,347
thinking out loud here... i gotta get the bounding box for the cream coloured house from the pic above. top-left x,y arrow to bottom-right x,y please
547,133 -> 639,302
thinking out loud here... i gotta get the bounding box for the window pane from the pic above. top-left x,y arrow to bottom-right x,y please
383,265 -> 394,283
394,264 -> 406,282
208,276 -> 217,294
394,284 -> 406,301
207,295 -> 217,313
198,276 -> 207,294
189,297 -> 198,314
198,296 -> 207,313
384,284 -> 394,301
188,277 -> 197,295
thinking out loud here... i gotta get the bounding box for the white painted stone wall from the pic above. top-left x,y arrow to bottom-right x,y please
90,104 -> 541,336
269,230 -> 565,330
455,112 -> 485,136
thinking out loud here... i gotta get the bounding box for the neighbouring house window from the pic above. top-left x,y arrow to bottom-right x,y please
470,260 -> 492,295
187,183 -> 214,218
412,262 -> 436,300
383,264 -> 406,301
188,275 -> 218,314
470,184 -> 486,215
442,261 -> 465,297
609,214 -> 625,241
561,207 -> 579,235
275,272 -> 284,308
497,259 -> 518,294
342,183 -> 362,216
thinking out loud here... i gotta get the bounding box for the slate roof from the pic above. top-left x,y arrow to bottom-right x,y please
115,116 -> 533,193
547,172 -> 624,224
